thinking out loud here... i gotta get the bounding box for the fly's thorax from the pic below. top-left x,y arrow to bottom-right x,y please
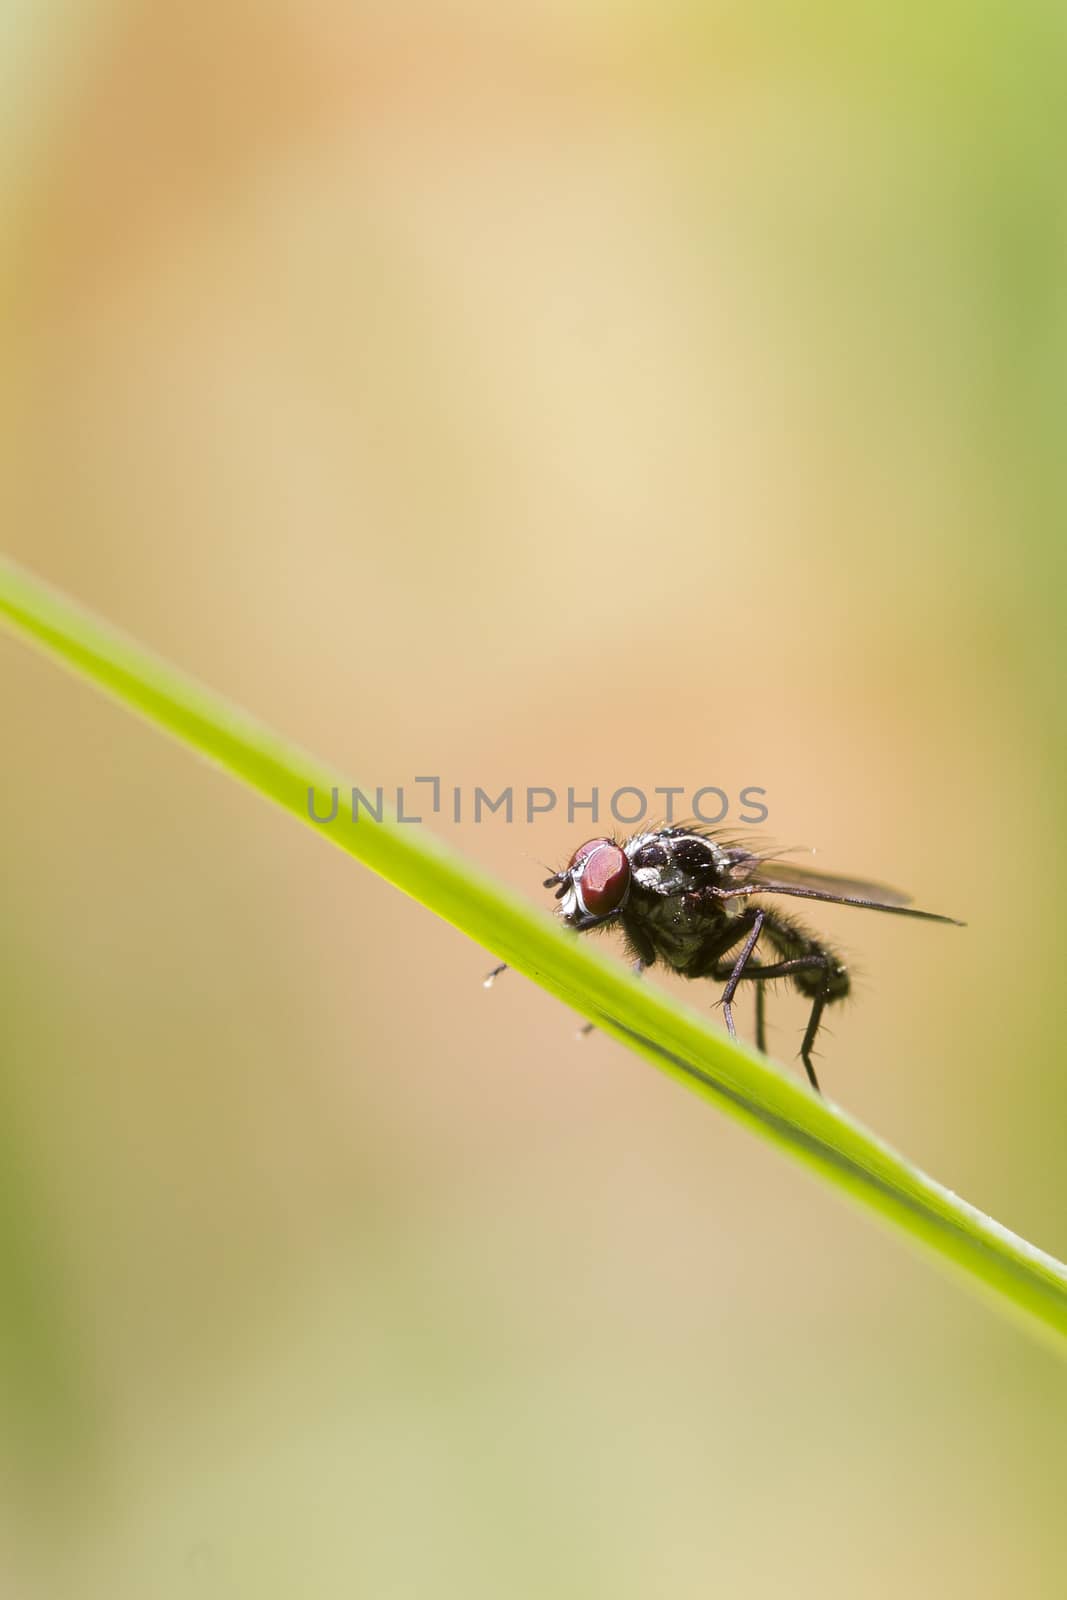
626,888 -> 714,969
625,829 -> 725,899
623,866 -> 735,974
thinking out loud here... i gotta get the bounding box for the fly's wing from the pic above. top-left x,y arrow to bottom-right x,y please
656,823 -> 903,896
717,845 -> 963,925
732,855 -> 914,906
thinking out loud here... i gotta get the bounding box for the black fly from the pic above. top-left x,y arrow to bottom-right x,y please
488,826 -> 962,1093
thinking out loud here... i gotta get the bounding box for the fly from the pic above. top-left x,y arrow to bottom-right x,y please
487,825 -> 962,1094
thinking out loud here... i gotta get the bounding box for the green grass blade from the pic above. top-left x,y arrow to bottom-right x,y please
2,553 -> 1065,1353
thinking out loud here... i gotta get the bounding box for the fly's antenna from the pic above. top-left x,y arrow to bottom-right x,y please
521,850 -> 558,877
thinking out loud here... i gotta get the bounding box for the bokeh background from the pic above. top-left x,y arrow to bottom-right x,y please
3,3 -> 1066,1595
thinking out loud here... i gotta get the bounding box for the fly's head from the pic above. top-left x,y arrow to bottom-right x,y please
544,837 -> 631,930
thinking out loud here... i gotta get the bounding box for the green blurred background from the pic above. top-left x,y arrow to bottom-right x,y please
2,3 -> 1066,1595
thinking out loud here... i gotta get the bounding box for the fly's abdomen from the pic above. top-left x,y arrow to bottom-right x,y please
762,912 -> 850,1001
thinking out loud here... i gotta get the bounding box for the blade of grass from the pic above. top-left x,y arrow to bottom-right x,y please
1,553 -> 1065,1354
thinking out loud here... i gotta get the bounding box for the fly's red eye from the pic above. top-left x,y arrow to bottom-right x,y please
567,837 -> 612,873
578,843 -> 630,917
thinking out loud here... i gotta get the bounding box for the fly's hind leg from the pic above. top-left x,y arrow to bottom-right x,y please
729,965 -> 847,1095
714,911 -> 849,1094
723,955 -> 831,1091
798,990 -> 828,1094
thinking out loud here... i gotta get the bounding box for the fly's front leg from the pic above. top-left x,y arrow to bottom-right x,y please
578,958 -> 647,1037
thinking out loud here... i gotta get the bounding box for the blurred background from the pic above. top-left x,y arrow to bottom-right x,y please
2,2 -> 1066,1595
